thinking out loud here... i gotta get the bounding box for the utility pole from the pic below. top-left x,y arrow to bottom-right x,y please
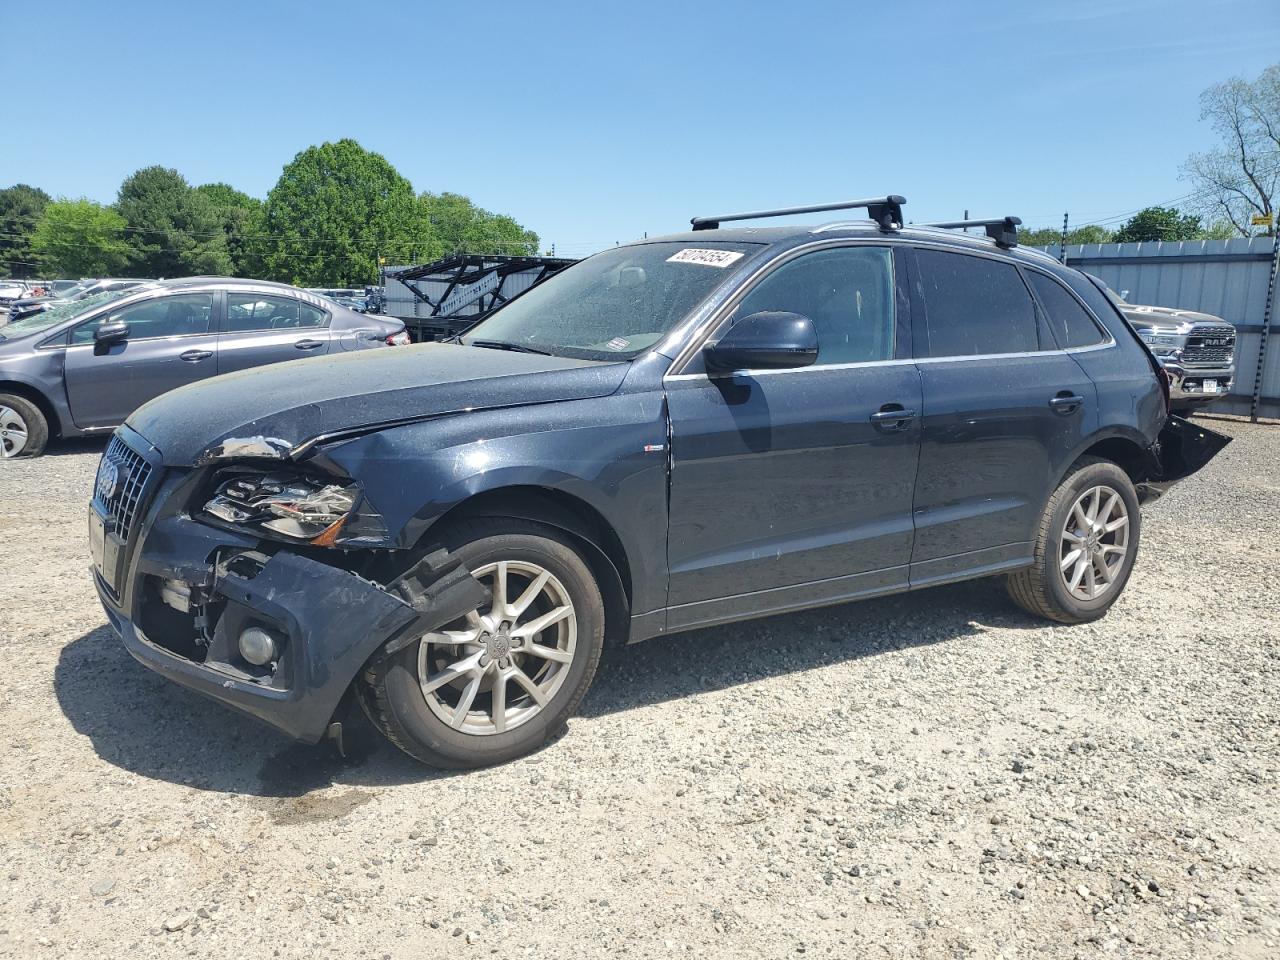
1059,213 -> 1069,264
1249,230 -> 1280,422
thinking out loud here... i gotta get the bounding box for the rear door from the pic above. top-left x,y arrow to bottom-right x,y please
63,291 -> 220,429
907,247 -> 1097,587
217,291 -> 332,374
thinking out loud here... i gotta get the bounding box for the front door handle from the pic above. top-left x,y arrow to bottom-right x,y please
870,404 -> 918,433
1049,392 -> 1084,415
294,338 -> 325,350
180,349 -> 213,362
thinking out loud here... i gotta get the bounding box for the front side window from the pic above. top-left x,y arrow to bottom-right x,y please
70,293 -> 213,344
731,246 -> 896,365
1,285 -> 159,342
1027,271 -> 1107,348
226,294 -> 327,332
463,241 -> 761,361
916,249 -> 1039,357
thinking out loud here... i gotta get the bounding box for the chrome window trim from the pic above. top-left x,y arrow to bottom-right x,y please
664,357 -> 915,382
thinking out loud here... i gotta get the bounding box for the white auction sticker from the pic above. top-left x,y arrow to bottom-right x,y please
666,248 -> 745,268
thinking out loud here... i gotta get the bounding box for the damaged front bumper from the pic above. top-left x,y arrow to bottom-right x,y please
96,513 -> 486,743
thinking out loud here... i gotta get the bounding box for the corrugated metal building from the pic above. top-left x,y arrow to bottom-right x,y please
1033,238 -> 1279,419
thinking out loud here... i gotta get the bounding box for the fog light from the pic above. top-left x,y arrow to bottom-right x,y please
238,626 -> 280,666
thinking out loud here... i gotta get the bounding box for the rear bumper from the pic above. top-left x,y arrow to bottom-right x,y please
1135,414 -> 1232,503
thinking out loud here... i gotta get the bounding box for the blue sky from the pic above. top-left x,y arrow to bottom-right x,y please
4,0 -> 1277,256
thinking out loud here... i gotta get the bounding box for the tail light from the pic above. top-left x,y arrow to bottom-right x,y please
386,331 -> 411,346
1157,366 -> 1172,414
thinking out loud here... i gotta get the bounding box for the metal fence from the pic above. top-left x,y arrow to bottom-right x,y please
1034,237 -> 1280,419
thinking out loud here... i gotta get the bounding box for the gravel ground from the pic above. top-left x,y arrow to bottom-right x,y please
0,418 -> 1277,959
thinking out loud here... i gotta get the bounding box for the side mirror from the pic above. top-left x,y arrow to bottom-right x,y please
703,311 -> 818,373
94,320 -> 130,345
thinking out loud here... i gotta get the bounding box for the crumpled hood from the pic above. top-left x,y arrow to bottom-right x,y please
1121,304 -> 1233,331
127,343 -> 630,466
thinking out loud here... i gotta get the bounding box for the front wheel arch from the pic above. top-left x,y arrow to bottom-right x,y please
419,486 -> 633,648
0,380 -> 63,438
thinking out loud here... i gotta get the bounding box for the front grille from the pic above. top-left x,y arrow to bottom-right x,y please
93,435 -> 154,541
1182,327 -> 1235,366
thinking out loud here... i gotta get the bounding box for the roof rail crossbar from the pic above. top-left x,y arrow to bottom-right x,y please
691,195 -> 906,232
926,216 -> 1022,248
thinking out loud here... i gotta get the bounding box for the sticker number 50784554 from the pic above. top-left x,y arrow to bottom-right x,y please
666,248 -> 745,268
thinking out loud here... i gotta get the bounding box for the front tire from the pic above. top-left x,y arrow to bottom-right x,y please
1006,457 -> 1141,624
0,394 -> 48,459
360,519 -> 605,769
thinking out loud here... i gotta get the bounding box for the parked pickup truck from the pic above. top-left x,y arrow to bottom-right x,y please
1090,277 -> 1237,414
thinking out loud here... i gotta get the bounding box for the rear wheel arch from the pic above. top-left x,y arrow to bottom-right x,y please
421,486 -> 634,648
1053,429 -> 1157,491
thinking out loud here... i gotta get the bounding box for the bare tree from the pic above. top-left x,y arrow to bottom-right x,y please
1182,64 -> 1279,237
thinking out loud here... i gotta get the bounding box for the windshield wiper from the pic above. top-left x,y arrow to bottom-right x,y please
468,339 -> 554,357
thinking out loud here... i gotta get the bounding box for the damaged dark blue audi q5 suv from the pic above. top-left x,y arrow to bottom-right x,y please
90,196 -> 1229,768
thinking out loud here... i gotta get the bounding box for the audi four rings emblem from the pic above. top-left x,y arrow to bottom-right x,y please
95,460 -> 121,502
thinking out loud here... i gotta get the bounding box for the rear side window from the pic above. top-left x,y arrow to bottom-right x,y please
226,294 -> 327,333
916,250 -> 1039,357
1027,271 -> 1106,348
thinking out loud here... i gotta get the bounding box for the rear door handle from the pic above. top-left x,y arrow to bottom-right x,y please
1049,393 -> 1084,415
180,349 -> 213,362
294,338 -> 325,351
870,405 -> 918,433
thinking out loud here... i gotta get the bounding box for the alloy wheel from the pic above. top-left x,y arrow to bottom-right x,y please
417,560 -> 577,735
1059,485 -> 1130,601
0,405 -> 29,458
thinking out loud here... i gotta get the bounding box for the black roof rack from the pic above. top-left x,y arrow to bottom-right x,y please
925,216 -> 1022,248
691,195 -> 906,233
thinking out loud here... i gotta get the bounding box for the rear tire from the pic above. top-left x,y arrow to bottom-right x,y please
1006,457 -> 1141,624
359,519 -> 605,769
0,393 -> 48,459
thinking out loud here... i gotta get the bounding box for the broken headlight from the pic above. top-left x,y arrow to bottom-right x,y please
203,472 -> 386,546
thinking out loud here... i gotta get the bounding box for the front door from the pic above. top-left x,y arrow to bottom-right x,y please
217,292 -> 332,374
64,292 -> 219,429
665,244 -> 922,630
906,247 -> 1098,586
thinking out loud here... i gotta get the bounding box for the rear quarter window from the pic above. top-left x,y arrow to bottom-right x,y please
1026,271 -> 1107,348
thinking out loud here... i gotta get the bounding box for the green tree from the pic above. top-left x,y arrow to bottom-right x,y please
0,184 -> 51,278
1113,206 -> 1204,242
259,139 -> 431,285
419,192 -> 540,257
30,200 -> 131,277
196,182 -> 263,277
1182,63 -> 1278,237
1006,225 -> 1115,248
116,166 -> 232,277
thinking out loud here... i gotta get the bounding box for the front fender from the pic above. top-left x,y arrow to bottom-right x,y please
317,391 -> 671,613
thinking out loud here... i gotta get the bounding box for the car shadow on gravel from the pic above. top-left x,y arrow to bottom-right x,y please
582,576 -> 1039,718
43,436 -> 109,457
55,577 -> 1042,797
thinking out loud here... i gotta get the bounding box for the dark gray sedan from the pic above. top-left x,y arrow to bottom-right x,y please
0,277 -> 408,457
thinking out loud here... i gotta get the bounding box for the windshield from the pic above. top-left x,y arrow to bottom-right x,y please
0,285 -> 157,340
462,241 -> 761,360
